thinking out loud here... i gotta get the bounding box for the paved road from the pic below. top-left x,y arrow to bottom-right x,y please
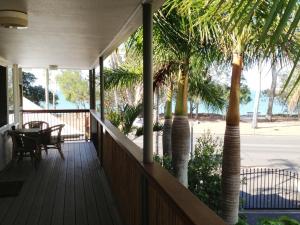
135,132 -> 300,172
240,135 -> 300,172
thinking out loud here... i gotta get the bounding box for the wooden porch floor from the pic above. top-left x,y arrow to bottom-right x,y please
0,142 -> 122,225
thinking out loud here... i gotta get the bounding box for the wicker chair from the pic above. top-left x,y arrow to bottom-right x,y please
23,121 -> 49,130
8,131 -> 41,168
39,124 -> 65,159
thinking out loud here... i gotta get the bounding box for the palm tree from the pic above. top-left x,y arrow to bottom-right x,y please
164,0 -> 300,224
154,7 -> 222,186
154,9 -> 193,187
153,63 -> 176,156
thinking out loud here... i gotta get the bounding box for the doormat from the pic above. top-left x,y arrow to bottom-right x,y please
0,180 -> 24,198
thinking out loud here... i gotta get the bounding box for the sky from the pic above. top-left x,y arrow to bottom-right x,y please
26,61 -> 278,91
22,57 -> 292,114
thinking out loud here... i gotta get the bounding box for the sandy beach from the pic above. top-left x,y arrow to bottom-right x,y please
192,118 -> 300,136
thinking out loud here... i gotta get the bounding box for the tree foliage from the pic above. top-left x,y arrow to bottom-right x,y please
56,71 -> 89,109
23,72 -> 58,106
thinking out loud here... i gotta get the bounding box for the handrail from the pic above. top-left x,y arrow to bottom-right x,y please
22,109 -> 89,113
90,110 -> 226,225
22,109 -> 90,141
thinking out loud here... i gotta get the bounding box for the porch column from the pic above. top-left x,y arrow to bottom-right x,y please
45,69 -> 49,109
99,56 -> 104,120
19,68 -> 23,125
0,66 -> 8,127
89,69 -> 96,110
142,1 -> 153,164
99,57 -> 104,164
89,68 -> 97,146
12,64 -> 20,124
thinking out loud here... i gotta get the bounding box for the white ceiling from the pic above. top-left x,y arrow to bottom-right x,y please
0,0 -> 164,69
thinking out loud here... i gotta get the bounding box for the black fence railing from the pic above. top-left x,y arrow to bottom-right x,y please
240,168 -> 300,209
22,109 -> 90,141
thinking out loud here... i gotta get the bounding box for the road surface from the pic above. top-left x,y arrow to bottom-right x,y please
134,130 -> 300,172
240,135 -> 300,172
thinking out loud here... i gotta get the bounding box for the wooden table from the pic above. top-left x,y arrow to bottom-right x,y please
16,128 -> 41,134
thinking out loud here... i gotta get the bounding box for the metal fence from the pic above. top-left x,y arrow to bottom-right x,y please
240,168 -> 300,209
22,109 -> 90,141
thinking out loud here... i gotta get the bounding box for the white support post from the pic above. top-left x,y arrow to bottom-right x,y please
45,68 -> 49,109
142,1 -> 153,164
12,64 -> 20,124
18,68 -> 23,126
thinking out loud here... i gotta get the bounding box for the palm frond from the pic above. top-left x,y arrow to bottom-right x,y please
104,66 -> 142,90
189,74 -> 227,112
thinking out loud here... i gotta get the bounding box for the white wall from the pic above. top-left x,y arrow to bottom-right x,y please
0,125 -> 13,171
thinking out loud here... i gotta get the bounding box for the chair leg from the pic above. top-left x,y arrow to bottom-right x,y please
36,146 -> 42,160
30,152 -> 36,168
33,154 -> 39,170
57,143 -> 65,160
44,145 -> 48,155
17,153 -> 23,163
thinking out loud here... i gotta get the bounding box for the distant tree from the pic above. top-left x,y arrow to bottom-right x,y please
56,71 -> 89,109
23,72 -> 58,106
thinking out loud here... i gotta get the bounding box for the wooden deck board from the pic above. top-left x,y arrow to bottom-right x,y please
78,141 -> 102,225
0,142 -> 122,225
85,142 -> 121,225
74,143 -> 88,225
64,143 -> 76,225
4,151 -> 55,225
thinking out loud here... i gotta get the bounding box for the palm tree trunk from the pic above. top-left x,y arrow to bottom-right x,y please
266,62 -> 277,121
172,63 -> 190,187
221,52 -> 242,225
155,87 -> 160,123
155,87 -> 160,154
163,82 -> 173,156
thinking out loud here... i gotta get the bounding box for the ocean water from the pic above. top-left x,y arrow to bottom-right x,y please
55,91 -> 288,115
191,92 -> 287,116
42,91 -> 88,109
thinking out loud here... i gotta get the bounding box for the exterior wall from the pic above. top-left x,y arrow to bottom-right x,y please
0,63 -> 20,171
0,124 -> 13,171
0,66 -> 8,127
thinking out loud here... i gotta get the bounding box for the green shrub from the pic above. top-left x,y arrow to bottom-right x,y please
236,215 -> 249,225
106,111 -> 122,128
122,104 -> 142,134
153,122 -> 163,131
258,216 -> 300,225
135,126 -> 144,137
188,131 -> 223,213
153,154 -> 173,174
154,131 -> 223,213
106,104 -> 142,135
135,122 -> 164,137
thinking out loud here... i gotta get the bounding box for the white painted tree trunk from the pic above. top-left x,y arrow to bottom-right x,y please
266,63 -> 277,121
155,87 -> 159,154
195,102 -> 199,119
252,64 -> 262,129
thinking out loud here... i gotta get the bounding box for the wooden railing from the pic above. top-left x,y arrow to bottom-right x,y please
22,109 -> 90,141
90,110 -> 226,225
